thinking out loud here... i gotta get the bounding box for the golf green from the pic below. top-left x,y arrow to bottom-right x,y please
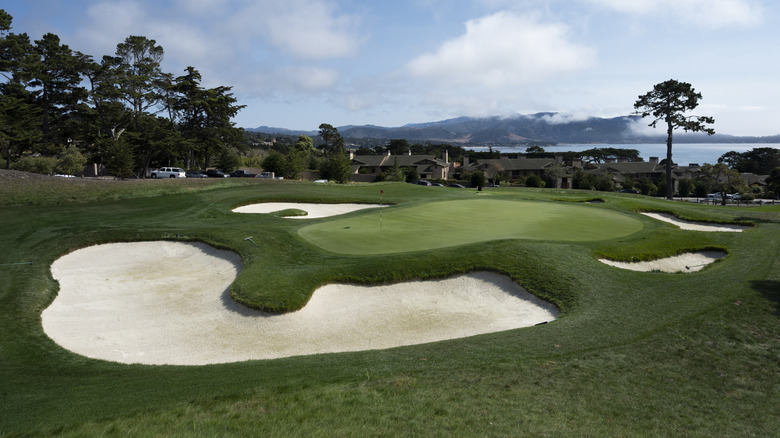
298,198 -> 644,254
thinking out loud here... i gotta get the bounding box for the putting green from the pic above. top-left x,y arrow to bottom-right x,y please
298,199 -> 644,255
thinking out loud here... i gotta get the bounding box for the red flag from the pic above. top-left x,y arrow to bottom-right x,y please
380,190 -> 384,195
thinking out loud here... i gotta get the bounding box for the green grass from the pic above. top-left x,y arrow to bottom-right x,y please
1,173 -> 778,436
299,198 -> 644,254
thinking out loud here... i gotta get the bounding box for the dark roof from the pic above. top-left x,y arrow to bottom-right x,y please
466,158 -> 558,172
352,154 -> 447,168
585,161 -> 663,175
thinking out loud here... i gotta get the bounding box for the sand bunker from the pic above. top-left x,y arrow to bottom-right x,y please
598,251 -> 726,273
641,212 -> 748,232
232,202 -> 381,218
43,241 -> 557,365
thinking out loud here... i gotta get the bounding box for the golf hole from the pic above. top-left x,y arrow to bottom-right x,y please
43,241 -> 558,365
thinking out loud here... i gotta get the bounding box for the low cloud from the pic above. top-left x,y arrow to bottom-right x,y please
538,112 -> 594,124
626,117 -> 663,137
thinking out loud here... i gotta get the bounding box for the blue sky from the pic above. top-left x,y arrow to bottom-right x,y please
6,0 -> 779,136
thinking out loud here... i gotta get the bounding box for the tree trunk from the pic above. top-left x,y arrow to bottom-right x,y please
665,119 -> 674,200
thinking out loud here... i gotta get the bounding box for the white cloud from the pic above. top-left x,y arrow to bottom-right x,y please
291,67 -> 340,91
262,1 -> 363,60
75,1 -> 149,57
406,12 -> 596,89
399,12 -> 596,119
586,0 -> 764,27
219,0 -> 364,61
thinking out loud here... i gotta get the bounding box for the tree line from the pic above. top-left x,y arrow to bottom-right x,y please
1,9 -> 244,177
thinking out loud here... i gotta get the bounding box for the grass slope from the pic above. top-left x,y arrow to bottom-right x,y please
0,175 -> 778,436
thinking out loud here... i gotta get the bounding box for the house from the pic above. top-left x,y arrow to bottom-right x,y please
350,150 -> 450,181
579,157 -> 666,186
460,155 -> 570,187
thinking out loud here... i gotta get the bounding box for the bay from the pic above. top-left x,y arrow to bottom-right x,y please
466,143 -> 780,166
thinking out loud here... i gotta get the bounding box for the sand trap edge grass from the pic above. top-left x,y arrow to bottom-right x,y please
43,241 -> 557,365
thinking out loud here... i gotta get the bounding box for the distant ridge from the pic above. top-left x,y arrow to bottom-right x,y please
248,113 -> 780,145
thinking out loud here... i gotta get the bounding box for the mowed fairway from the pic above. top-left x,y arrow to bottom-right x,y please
298,198 -> 644,254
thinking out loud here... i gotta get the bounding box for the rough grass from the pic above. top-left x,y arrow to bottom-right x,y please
1,171 -> 778,436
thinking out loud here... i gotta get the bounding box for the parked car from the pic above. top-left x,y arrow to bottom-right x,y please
257,172 -> 274,178
150,167 -> 186,178
416,180 -> 432,186
230,170 -> 255,178
707,193 -> 734,199
185,170 -> 208,178
205,169 -> 229,178
447,183 -> 465,188
620,189 -> 640,194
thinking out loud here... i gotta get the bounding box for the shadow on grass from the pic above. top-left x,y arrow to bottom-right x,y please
751,280 -> 780,316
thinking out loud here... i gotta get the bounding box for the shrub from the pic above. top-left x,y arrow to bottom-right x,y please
262,151 -> 290,177
470,170 -> 486,188
638,176 -> 657,196
216,147 -> 242,173
404,167 -> 419,183
57,146 -> 87,176
593,175 -> 615,192
693,179 -> 709,198
525,174 -> 545,188
677,178 -> 693,197
11,155 -> 58,175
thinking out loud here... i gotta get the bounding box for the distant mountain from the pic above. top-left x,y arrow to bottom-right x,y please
248,114 -> 780,145
248,126 -> 317,136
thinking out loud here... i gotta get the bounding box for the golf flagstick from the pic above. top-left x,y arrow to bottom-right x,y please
379,189 -> 383,229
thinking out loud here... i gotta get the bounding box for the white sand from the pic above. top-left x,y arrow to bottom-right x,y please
641,212 -> 748,232
598,251 -> 726,273
232,202 -> 382,219
43,241 -> 557,365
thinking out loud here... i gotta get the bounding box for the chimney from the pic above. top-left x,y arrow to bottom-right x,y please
444,150 -> 449,163
572,158 -> 582,168
407,149 -> 412,156
463,156 -> 470,167
386,150 -> 391,156
349,150 -> 354,160
649,157 -> 659,164
605,158 -> 616,164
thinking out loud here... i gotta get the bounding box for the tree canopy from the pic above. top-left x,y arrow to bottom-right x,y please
634,79 -> 714,199
718,147 -> 780,175
0,9 -> 244,176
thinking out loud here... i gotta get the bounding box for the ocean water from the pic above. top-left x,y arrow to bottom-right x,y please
466,143 -> 779,166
